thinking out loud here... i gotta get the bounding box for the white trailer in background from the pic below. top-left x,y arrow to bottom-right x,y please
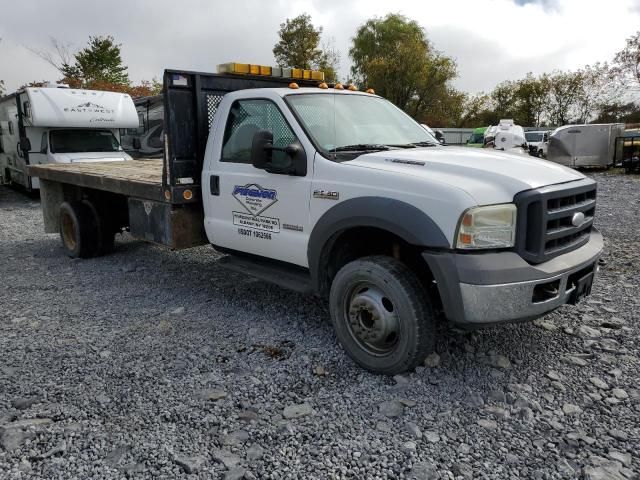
547,123 -> 625,168
0,84 -> 138,190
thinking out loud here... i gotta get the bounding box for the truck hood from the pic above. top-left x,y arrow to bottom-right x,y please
347,146 -> 585,204
53,151 -> 132,163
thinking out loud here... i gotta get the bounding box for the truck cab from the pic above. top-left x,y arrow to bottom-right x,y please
29,67 -> 603,375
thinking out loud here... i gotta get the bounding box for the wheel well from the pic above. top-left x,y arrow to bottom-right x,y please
318,227 -> 438,301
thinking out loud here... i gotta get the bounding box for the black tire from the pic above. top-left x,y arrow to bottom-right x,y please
59,201 -> 99,258
81,200 -> 115,255
329,255 -> 437,375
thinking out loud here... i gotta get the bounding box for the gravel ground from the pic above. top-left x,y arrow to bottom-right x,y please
0,172 -> 638,480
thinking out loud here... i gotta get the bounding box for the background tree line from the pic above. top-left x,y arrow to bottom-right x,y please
2,14 -> 640,128
273,13 -> 640,127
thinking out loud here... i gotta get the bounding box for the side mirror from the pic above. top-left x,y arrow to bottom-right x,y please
251,130 -> 273,170
132,137 -> 141,150
250,130 -> 307,176
19,137 -> 32,152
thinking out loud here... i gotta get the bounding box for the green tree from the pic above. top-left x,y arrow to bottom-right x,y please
491,80 -> 518,120
546,70 -> 583,125
458,93 -> 495,127
273,14 -> 324,70
67,35 -> 129,86
316,40 -> 340,83
514,73 -> 550,126
349,13 -> 459,120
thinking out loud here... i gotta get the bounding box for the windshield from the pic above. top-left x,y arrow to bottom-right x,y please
468,133 -> 485,144
286,93 -> 438,156
50,129 -> 121,154
525,132 -> 544,142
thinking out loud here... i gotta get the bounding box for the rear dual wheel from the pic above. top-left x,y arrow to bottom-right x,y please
329,255 -> 437,375
59,200 -> 115,258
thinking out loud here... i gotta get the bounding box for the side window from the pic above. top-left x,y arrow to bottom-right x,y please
8,121 -> 14,136
40,132 -> 48,154
221,99 -> 298,165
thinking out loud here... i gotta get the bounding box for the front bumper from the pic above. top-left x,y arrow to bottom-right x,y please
422,228 -> 604,325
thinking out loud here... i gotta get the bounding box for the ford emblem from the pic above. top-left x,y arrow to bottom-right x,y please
571,212 -> 585,227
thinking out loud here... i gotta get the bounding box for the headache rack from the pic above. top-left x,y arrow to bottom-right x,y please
161,69 -> 322,205
514,179 -> 597,264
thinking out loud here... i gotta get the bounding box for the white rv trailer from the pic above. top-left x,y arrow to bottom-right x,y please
0,84 -> 138,190
547,123 -> 625,168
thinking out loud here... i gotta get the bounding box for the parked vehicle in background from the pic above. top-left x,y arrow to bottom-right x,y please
121,95 -> 164,158
614,129 -> 640,173
0,84 -> 138,190
525,130 -> 549,157
547,124 -> 625,168
29,65 -> 603,374
420,124 -> 445,144
466,126 -> 487,147
484,119 -> 528,155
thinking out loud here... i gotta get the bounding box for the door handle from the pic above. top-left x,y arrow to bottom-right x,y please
210,175 -> 220,196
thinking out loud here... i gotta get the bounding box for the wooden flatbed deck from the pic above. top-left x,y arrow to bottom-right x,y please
28,159 -> 165,202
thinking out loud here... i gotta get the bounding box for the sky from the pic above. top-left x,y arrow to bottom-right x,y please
1,0 -> 639,94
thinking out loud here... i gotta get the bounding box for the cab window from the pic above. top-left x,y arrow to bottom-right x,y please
221,99 -> 298,166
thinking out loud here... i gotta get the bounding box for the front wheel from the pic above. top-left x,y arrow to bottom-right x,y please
329,255 -> 437,375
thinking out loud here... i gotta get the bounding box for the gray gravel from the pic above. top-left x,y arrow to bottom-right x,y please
1,172 -> 639,479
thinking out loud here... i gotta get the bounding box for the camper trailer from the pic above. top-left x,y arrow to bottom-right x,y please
0,84 -> 138,190
121,95 -> 164,158
547,123 -> 625,168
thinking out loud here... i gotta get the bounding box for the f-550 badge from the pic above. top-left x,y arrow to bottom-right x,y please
313,190 -> 339,200
233,184 -> 278,216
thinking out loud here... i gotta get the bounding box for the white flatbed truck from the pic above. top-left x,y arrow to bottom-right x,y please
29,67 -> 603,374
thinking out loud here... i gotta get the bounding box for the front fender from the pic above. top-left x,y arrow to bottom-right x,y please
307,196 -> 450,293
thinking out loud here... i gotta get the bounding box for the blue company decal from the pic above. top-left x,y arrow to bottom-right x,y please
232,183 -> 278,216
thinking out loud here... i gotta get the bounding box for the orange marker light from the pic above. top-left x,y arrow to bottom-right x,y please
164,190 -> 171,200
183,189 -> 193,200
318,82 -> 328,89
462,213 -> 473,226
459,233 -> 473,245
289,82 -> 300,89
347,84 -> 357,91
366,88 -> 375,94
334,83 -> 344,90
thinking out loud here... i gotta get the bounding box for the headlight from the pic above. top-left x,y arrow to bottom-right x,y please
456,204 -> 517,249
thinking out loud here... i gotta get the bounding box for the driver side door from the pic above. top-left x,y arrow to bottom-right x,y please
205,96 -> 313,268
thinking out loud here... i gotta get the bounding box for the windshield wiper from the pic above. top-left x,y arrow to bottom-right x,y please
331,144 -> 391,152
409,141 -> 439,147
